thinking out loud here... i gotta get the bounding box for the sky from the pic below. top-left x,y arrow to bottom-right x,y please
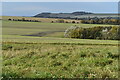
2,2 -> 118,16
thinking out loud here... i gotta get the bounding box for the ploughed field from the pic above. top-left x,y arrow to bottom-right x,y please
2,17 -> 119,78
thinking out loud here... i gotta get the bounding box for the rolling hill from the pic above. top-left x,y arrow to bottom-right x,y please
34,11 -> 118,19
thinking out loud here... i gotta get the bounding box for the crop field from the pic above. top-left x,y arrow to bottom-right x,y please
2,17 -> 119,78
2,16 -> 80,23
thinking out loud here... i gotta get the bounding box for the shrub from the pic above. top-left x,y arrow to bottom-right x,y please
81,19 -> 120,25
65,21 -> 69,23
64,25 -> 120,40
64,26 -> 80,38
8,18 -> 12,21
72,21 -> 76,23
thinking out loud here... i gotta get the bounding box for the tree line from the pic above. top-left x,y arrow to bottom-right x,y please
80,18 -> 120,25
51,19 -> 79,24
8,18 -> 41,22
8,17 -> 120,25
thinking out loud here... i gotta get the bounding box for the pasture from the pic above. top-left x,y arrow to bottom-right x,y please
2,17 -> 119,78
2,43 -> 118,78
2,20 -> 115,38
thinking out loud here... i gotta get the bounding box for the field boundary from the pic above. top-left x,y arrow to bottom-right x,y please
2,41 -> 119,46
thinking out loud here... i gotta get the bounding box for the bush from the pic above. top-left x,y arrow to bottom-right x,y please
72,21 -> 76,23
64,26 -> 80,38
65,21 -> 69,23
8,18 -> 12,21
64,26 -> 120,40
81,19 -> 120,25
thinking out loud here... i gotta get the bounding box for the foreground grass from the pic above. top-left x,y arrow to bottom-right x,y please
2,43 -> 118,78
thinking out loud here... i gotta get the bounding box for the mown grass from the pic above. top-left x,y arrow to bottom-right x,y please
2,43 -> 118,78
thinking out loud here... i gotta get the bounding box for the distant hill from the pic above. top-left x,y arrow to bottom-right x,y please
34,11 -> 93,19
33,11 -> 119,20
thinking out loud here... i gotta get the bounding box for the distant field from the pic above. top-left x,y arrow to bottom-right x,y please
2,17 -> 119,78
2,20 -> 116,38
2,20 -> 118,45
2,16 -> 80,23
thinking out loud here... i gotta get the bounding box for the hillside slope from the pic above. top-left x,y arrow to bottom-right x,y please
34,11 -> 118,19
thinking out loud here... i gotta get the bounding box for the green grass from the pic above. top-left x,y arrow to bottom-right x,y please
2,35 -> 118,45
2,20 -> 116,38
2,43 -> 118,78
2,20 -> 118,45
2,18 -> 119,78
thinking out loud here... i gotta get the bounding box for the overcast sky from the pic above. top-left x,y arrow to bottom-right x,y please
2,2 -> 118,16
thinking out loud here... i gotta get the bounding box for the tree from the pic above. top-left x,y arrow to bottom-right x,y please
8,18 -> 12,21
72,21 -> 76,23
51,21 -> 54,23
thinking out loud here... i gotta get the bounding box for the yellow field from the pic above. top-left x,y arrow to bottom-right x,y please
2,16 -> 81,23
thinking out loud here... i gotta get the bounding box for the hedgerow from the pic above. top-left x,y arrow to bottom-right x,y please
64,26 -> 120,40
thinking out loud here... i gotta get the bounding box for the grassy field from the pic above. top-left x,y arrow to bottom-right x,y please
2,43 -> 118,78
2,17 -> 119,78
2,20 -> 116,38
